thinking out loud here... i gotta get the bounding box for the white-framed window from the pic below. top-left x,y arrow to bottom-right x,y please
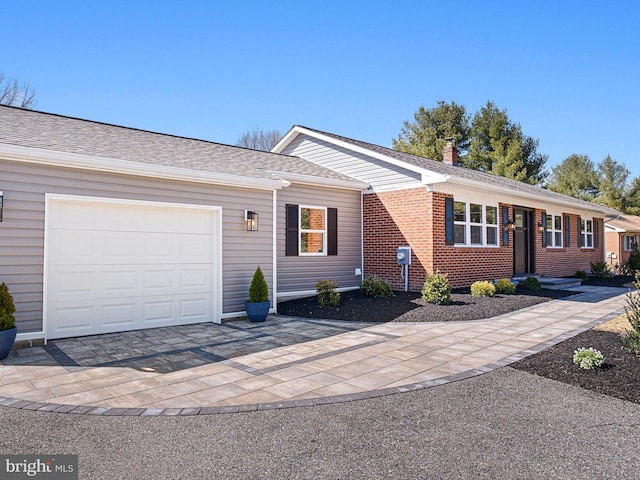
299,205 -> 326,255
546,213 -> 563,248
453,200 -> 498,247
624,235 -> 638,251
580,218 -> 593,248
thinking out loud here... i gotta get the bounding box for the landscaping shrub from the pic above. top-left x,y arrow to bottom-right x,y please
422,272 -> 451,305
315,280 -> 340,307
623,273 -> 640,356
521,276 -> 541,290
572,347 -> 604,369
0,282 -> 16,331
471,281 -> 496,297
495,278 -> 516,295
590,261 -> 612,279
574,270 -> 589,281
360,276 -> 393,298
248,266 -> 269,303
626,247 -> 640,274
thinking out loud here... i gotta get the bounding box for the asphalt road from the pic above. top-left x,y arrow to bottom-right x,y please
1,368 -> 639,479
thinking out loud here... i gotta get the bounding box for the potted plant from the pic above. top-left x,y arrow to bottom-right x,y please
244,266 -> 270,322
0,282 -> 17,360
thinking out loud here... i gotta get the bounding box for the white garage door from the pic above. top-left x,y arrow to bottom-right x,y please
44,195 -> 221,340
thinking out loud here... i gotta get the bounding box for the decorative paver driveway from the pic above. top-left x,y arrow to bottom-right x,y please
0,286 -> 630,415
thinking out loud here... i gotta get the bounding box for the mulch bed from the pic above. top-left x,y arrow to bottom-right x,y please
278,277 -> 640,405
277,287 -> 576,323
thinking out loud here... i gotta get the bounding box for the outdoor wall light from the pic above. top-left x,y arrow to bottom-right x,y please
245,210 -> 258,231
0,191 -> 3,222
537,222 -> 545,232
505,220 -> 516,231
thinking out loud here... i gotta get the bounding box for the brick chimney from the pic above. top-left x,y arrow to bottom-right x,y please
443,138 -> 459,166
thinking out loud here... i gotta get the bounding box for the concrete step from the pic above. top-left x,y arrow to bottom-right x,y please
511,276 -> 583,290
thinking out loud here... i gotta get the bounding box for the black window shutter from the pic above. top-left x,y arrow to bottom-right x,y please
594,219 -> 600,248
578,216 -> 583,247
565,215 -> 570,247
541,211 -> 547,247
327,208 -> 338,256
445,197 -> 455,245
502,206 -> 510,246
285,204 -> 299,256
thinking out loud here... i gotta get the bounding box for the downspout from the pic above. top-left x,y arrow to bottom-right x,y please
360,190 -> 365,282
273,189 -> 278,313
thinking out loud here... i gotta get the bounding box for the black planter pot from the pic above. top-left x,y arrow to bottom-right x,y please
0,326 -> 17,360
245,301 -> 270,323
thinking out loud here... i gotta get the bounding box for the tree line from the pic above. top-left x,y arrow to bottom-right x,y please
393,100 -> 639,214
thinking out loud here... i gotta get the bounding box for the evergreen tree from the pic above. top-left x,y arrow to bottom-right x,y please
596,155 -> 629,211
546,154 -> 599,201
392,100 -> 470,161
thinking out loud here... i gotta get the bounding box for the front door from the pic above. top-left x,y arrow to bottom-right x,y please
513,209 -> 531,275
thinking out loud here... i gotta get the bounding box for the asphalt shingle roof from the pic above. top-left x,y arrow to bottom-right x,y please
0,106 -> 361,185
605,214 -> 640,232
297,125 -> 617,213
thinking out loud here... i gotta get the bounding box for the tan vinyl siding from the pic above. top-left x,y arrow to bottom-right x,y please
0,160 -> 274,332
281,135 -> 421,190
277,184 -> 362,297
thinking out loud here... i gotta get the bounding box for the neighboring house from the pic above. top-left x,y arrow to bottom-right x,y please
273,126 -> 619,290
604,214 -> 640,266
0,106 -> 366,343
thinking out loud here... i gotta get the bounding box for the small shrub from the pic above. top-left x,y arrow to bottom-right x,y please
623,273 -> 640,355
0,282 -> 16,331
422,272 -> 451,305
615,263 -> 633,277
248,266 -> 269,303
495,278 -> 516,295
627,246 -> 640,274
572,347 -> 604,369
590,261 -> 612,279
315,280 -> 340,307
574,270 -> 589,281
471,281 -> 496,297
360,276 -> 393,298
521,276 -> 541,290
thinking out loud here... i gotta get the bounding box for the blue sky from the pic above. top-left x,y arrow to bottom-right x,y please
4,0 -> 639,179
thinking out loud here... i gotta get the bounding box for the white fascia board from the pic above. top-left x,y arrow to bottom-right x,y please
605,224 -> 625,233
274,126 -> 446,181
0,143 -> 287,191
271,171 -> 369,191
440,176 -> 619,216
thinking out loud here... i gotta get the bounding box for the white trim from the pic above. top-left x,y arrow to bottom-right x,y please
43,193 -> 223,341
546,212 -> 564,249
16,331 -> 45,343
272,189 -> 278,312
580,217 -> 594,249
0,142 -> 287,191
270,170 -> 368,191
453,200 -> 499,247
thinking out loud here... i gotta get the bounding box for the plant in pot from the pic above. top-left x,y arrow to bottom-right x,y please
245,266 -> 270,323
0,282 -> 17,360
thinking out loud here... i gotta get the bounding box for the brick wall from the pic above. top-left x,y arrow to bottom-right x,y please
363,191 -> 606,291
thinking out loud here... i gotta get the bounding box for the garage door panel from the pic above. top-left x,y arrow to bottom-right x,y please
45,196 -> 220,339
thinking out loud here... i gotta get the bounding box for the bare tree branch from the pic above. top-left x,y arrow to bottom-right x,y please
236,128 -> 283,151
0,72 -> 37,109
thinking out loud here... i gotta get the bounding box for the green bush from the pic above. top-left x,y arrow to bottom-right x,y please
574,270 -> 589,281
315,280 -> 340,307
590,261 -> 612,279
627,246 -> 640,273
572,347 -> 604,369
521,276 -> 541,290
422,272 -> 451,305
470,281 -> 496,297
360,276 -> 393,298
248,266 -> 269,303
495,278 -> 516,295
623,273 -> 640,355
0,283 -> 16,331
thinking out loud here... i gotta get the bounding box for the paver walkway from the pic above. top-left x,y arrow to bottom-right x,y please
0,286 -> 629,415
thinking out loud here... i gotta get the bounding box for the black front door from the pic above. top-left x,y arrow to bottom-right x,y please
513,209 -> 530,275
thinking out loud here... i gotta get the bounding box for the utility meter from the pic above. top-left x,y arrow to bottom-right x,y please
396,246 -> 411,265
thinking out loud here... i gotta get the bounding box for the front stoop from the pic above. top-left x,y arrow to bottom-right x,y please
511,276 -> 583,290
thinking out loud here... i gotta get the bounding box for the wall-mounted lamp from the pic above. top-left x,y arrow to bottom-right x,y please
0,191 -> 3,222
245,210 -> 258,231
537,222 -> 545,232
505,220 -> 516,231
